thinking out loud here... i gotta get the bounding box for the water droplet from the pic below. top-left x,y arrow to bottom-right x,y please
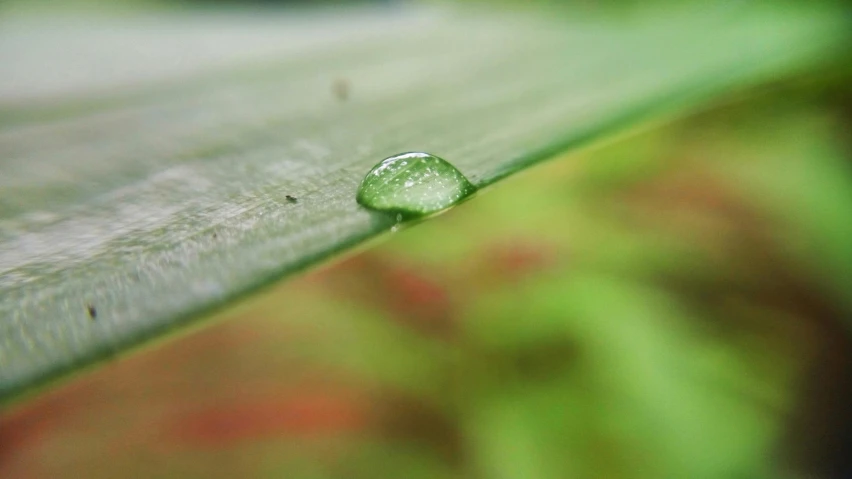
356,152 -> 476,219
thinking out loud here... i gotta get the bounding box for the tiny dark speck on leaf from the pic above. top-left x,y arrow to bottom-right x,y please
332,78 -> 349,101
286,195 -> 298,203
86,304 -> 97,319
212,232 -> 218,239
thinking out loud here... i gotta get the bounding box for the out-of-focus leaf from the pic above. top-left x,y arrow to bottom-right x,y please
0,4 -> 848,403
718,112 -> 852,313
465,273 -> 792,479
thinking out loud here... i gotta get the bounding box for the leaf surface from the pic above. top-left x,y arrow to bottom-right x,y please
0,4 -> 847,402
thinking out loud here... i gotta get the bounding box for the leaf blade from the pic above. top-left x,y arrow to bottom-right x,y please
0,4 -> 848,403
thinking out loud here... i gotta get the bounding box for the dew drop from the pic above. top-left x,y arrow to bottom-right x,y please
356,152 -> 476,219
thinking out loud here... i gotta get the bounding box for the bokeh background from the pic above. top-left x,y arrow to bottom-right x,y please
1,0 -> 851,478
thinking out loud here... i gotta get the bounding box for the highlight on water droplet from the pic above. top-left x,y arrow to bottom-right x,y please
356,152 -> 476,219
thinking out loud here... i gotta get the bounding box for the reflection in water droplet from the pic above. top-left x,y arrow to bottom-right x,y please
356,152 -> 476,219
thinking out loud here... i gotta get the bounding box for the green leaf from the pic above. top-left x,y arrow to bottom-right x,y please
0,4 -> 847,404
